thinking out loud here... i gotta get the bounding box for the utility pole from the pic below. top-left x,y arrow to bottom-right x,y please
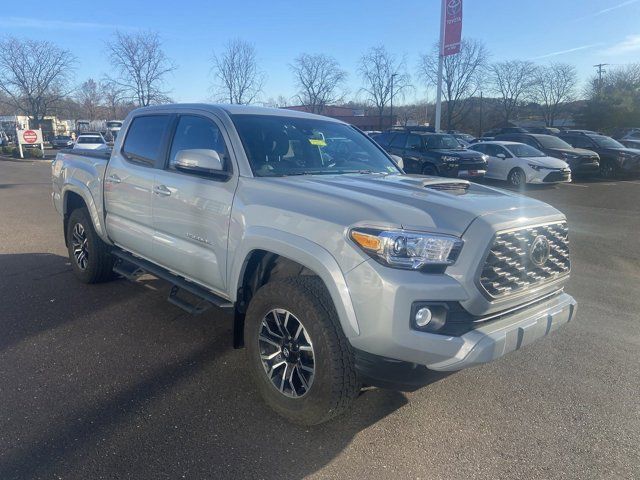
390,73 -> 398,129
593,63 -> 608,94
478,91 -> 483,138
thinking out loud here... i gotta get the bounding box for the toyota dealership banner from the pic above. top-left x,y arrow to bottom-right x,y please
442,0 -> 463,56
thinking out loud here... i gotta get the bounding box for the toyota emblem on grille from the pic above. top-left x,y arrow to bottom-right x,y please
529,235 -> 551,267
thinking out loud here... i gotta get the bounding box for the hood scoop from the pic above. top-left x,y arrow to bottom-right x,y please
421,178 -> 470,194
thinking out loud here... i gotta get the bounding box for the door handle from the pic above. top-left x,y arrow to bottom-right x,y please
153,184 -> 171,197
106,174 -> 122,184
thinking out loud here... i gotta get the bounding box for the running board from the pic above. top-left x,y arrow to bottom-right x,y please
112,249 -> 234,313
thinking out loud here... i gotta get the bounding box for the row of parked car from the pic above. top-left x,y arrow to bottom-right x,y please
51,132 -> 110,150
370,127 -> 640,186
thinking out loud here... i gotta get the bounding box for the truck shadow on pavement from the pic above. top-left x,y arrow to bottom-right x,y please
0,252 -> 447,480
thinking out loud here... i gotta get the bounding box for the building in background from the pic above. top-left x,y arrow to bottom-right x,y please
285,105 -> 396,131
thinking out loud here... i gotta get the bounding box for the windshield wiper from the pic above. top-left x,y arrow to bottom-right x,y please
280,169 -> 374,176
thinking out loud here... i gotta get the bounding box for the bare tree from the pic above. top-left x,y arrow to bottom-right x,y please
0,37 -> 76,123
418,38 -> 489,130
531,63 -> 577,126
290,53 -> 347,114
212,39 -> 265,104
490,60 -> 535,125
100,80 -> 128,119
75,78 -> 103,120
358,46 -> 411,128
106,31 -> 175,107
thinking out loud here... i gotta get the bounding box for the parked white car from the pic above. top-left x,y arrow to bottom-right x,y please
73,133 -> 108,150
469,141 -> 571,186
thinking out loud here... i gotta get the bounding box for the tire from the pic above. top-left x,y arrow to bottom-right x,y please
599,159 -> 618,179
66,208 -> 115,283
244,277 -> 360,425
422,164 -> 438,176
507,167 -> 526,187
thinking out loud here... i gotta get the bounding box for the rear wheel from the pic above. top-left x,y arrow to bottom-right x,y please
507,167 -> 526,187
244,277 -> 360,425
66,208 -> 115,283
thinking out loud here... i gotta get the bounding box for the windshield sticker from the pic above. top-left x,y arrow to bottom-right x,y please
309,138 -> 326,146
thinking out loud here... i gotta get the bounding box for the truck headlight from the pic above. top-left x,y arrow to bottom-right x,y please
349,227 -> 463,269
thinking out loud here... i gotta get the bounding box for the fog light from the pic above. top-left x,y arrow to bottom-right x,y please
415,307 -> 433,327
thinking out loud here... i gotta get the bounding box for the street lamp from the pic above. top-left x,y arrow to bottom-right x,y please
390,73 -> 398,129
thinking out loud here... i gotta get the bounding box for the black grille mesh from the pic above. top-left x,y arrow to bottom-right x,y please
479,222 -> 570,298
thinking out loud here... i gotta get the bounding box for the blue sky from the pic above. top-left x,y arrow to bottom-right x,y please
2,0 -> 640,103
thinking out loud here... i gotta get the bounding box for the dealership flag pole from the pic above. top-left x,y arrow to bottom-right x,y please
435,0 -> 463,132
435,1 -> 445,132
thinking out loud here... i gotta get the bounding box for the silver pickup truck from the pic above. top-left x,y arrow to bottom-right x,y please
52,104 -> 577,425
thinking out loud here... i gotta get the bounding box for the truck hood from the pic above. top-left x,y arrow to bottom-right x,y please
256,174 -> 559,237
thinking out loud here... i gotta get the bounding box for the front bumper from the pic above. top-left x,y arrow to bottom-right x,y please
346,254 -> 577,370
425,292 -> 576,370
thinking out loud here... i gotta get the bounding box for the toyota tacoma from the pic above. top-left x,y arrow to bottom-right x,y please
52,104 -> 577,425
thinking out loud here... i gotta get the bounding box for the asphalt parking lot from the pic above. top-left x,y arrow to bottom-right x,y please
1,159 -> 639,480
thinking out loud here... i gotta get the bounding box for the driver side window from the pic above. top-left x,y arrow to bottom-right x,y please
168,115 -> 228,171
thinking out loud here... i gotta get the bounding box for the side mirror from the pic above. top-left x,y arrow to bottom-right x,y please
410,144 -> 421,151
496,153 -> 506,159
390,154 -> 404,170
174,149 -> 227,176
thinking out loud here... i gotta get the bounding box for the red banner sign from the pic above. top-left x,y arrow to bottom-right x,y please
441,0 -> 463,56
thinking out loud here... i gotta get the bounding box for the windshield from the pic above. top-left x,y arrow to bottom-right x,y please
425,134 -> 462,150
537,135 -> 572,149
56,136 -> 71,140
592,135 -> 624,148
78,136 -> 103,144
507,143 -> 545,158
230,115 -> 400,177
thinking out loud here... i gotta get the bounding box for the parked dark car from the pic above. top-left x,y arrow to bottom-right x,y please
559,132 -> 640,178
484,127 -> 529,137
448,132 -> 476,144
51,135 -> 74,149
613,128 -> 640,149
494,133 -> 600,175
373,131 -> 487,178
527,127 -> 561,135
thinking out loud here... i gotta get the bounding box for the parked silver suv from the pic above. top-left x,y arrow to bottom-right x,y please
52,104 -> 577,424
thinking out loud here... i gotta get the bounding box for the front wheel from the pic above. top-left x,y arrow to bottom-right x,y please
422,164 -> 439,176
244,277 -> 360,425
599,160 -> 619,179
507,167 -> 527,187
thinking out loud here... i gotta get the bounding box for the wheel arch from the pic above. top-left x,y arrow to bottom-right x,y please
230,227 -> 360,342
61,182 -> 111,245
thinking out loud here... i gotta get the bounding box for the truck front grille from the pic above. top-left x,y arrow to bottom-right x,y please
479,222 -> 570,298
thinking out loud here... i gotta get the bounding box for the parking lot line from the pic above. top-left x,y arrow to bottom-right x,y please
564,183 -> 588,188
620,180 -> 640,185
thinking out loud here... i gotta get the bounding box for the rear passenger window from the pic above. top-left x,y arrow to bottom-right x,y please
122,115 -> 172,166
390,133 -> 407,148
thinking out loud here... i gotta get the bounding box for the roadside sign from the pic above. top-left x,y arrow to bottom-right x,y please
23,130 -> 38,144
16,128 -> 45,159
